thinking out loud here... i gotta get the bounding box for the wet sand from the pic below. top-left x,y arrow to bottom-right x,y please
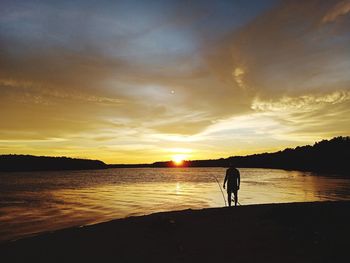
1,201 -> 350,263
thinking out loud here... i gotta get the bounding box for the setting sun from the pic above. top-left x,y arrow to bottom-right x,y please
172,155 -> 186,166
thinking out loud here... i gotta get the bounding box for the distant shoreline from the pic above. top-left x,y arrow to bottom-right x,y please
1,136 -> 349,174
110,136 -> 349,175
1,201 -> 349,262
0,155 -> 107,172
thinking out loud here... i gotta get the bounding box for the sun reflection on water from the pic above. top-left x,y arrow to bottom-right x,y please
176,182 -> 181,194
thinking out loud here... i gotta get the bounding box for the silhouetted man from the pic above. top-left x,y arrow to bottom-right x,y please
223,166 -> 240,207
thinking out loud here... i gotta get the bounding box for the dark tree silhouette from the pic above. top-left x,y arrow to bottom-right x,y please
148,136 -> 349,174
0,155 -> 107,172
2,136 -> 349,174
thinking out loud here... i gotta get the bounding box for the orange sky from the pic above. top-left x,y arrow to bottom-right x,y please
1,0 -> 350,163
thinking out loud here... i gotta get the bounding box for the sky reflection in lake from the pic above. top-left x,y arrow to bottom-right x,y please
1,168 -> 350,242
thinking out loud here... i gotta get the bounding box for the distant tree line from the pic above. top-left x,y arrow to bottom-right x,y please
149,136 -> 349,174
0,155 -> 107,172
1,136 -> 349,174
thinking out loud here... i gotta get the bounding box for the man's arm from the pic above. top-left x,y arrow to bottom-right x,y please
237,170 -> 240,190
223,170 -> 228,189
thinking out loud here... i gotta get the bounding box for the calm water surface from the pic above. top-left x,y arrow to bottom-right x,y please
1,168 -> 350,242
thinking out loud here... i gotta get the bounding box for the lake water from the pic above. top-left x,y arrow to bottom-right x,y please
1,167 -> 350,242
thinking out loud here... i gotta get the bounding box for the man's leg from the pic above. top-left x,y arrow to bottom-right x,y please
233,190 -> 238,206
227,191 -> 232,207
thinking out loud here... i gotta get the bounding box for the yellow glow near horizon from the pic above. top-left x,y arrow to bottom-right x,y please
172,154 -> 186,166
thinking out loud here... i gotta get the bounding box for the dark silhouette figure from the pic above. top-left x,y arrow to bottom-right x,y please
223,166 -> 240,207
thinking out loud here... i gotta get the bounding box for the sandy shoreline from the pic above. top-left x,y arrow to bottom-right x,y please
1,201 -> 350,262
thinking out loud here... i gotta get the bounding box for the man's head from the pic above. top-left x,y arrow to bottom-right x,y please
228,162 -> 236,168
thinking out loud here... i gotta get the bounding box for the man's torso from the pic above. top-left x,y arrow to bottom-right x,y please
226,168 -> 239,190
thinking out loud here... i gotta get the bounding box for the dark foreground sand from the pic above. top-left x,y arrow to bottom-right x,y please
1,201 -> 350,263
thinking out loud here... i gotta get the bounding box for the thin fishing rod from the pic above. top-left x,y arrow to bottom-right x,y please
211,174 -> 227,207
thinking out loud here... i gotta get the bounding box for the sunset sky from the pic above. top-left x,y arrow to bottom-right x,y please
1,0 -> 350,164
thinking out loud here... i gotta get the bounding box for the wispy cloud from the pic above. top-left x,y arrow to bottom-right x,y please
322,0 -> 350,23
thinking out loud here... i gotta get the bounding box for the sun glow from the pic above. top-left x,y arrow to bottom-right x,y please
172,154 -> 186,166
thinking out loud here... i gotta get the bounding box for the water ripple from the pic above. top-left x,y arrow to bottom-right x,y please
1,168 -> 350,242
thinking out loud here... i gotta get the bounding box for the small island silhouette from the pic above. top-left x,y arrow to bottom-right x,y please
0,155 -> 107,172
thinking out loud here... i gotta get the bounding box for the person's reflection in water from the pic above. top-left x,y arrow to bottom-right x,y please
223,165 -> 240,207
